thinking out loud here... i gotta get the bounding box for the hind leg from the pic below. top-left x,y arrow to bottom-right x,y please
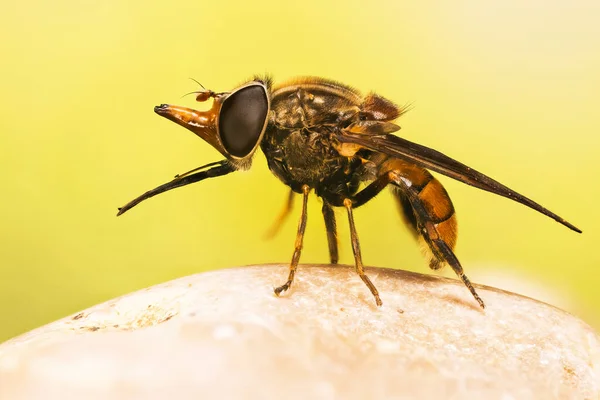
343,160 -> 485,308
383,162 -> 485,308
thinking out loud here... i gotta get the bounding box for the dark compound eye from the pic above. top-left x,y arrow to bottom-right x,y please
218,84 -> 269,158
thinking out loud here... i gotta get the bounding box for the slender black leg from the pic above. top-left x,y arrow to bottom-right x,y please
343,170 -> 485,308
264,189 -> 295,239
429,231 -> 484,308
387,171 -> 485,308
117,160 -> 235,216
172,161 -> 224,179
343,198 -> 382,307
351,173 -> 391,208
322,201 -> 339,264
274,185 -> 310,296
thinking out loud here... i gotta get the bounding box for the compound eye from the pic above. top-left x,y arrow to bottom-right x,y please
218,84 -> 269,158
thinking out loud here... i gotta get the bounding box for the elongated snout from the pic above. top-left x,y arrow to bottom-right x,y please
154,104 -> 215,131
154,103 -> 223,155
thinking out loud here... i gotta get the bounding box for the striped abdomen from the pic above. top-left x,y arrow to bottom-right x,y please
380,158 -> 457,269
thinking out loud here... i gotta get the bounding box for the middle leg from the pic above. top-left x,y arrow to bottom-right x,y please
343,198 -> 382,306
322,200 -> 339,264
340,166 -> 485,308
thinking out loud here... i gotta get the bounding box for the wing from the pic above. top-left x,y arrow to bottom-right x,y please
335,129 -> 581,233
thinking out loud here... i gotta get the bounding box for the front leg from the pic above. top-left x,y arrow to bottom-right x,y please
117,160 -> 235,216
274,185 -> 310,297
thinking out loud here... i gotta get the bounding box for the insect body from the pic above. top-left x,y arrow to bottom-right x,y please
118,76 -> 581,308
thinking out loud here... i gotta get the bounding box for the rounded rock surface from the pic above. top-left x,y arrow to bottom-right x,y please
0,264 -> 598,399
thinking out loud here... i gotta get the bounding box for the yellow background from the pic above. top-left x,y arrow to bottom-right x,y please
1,0 -> 598,342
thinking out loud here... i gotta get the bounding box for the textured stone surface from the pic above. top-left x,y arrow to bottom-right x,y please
0,264 -> 598,399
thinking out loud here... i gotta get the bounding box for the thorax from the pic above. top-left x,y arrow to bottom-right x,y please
260,78 -> 363,195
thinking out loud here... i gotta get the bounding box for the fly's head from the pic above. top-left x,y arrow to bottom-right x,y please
154,78 -> 271,169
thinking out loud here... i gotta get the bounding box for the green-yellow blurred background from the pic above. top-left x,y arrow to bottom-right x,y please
1,0 -> 599,342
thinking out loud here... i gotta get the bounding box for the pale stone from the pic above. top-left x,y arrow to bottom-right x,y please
0,264 -> 598,399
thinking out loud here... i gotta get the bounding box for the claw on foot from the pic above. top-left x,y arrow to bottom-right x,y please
374,296 -> 383,307
274,283 -> 291,297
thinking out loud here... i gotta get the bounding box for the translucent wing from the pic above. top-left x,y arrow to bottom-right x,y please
336,129 -> 581,233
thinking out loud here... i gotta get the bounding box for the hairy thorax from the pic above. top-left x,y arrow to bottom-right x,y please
260,78 -> 365,194
263,126 -> 350,190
